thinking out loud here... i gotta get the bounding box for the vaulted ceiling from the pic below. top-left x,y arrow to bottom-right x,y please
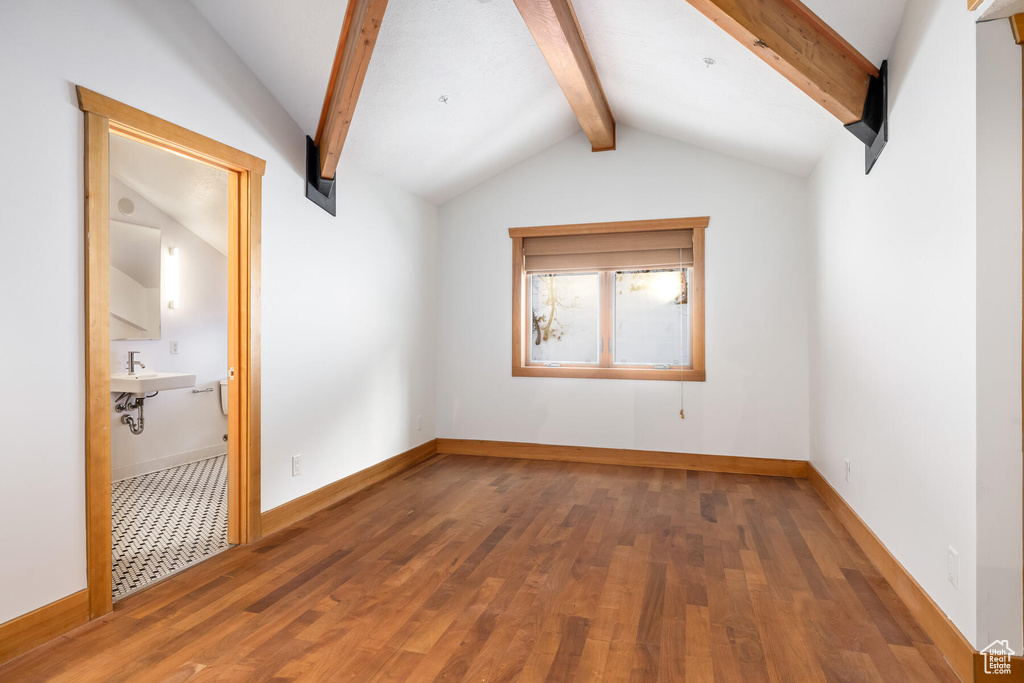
110,133 -> 229,255
191,0 -> 906,205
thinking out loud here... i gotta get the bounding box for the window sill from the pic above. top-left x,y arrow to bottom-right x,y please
514,366 -> 705,382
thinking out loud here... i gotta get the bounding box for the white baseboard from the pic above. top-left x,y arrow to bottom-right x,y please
112,444 -> 227,482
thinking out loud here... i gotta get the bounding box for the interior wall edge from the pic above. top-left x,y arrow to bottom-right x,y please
808,465 -> 975,683
974,15 -> 1024,654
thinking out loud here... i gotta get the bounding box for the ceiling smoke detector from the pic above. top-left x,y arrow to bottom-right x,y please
117,197 -> 136,216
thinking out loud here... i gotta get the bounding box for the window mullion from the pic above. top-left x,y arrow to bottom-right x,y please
600,270 -> 613,368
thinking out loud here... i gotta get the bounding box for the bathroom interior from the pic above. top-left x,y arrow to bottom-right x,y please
108,133 -> 231,600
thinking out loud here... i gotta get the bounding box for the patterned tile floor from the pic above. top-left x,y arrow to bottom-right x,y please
111,455 -> 229,600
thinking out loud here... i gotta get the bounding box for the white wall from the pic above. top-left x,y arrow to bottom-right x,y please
108,178 -> 229,480
436,126 -> 811,461
975,19 -> 1023,651
259,160 -> 438,511
0,0 -> 438,625
808,0 -> 980,646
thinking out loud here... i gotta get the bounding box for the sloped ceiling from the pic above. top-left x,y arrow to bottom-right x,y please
110,133 -> 229,255
191,0 -> 906,205
976,0 -> 1024,21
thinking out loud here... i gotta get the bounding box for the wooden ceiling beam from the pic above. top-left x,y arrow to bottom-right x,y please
315,0 -> 389,181
1011,14 -> 1024,43
685,0 -> 879,125
513,0 -> 616,151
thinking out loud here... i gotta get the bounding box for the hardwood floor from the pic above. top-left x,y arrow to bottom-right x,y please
0,454 -> 960,682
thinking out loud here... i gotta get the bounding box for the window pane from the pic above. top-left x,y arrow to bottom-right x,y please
529,273 -> 601,364
613,269 -> 688,366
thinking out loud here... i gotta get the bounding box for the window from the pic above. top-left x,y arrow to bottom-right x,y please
511,217 -> 707,381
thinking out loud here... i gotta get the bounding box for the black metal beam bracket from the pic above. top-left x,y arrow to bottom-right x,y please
305,136 -> 337,216
844,60 -> 888,174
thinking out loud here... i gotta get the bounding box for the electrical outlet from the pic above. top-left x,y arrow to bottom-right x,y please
416,415 -> 424,431
291,454 -> 302,477
947,546 -> 959,588
844,459 -> 851,482
169,340 -> 179,355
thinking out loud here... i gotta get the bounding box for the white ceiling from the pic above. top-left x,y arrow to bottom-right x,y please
109,133 -> 229,255
977,0 -> 1024,22
191,0 -> 907,205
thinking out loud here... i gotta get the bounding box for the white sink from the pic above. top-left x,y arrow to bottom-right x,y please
111,372 -> 196,396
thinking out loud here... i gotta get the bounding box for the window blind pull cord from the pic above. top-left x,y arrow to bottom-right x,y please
679,246 -> 685,420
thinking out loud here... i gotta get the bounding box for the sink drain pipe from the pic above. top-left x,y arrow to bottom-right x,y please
115,391 -> 158,436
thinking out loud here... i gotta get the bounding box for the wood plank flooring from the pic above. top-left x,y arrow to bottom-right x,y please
0,454 -> 960,682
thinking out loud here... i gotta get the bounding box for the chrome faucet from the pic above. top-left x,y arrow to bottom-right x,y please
127,351 -> 145,376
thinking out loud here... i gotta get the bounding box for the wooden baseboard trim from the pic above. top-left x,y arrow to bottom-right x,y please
0,589 -> 89,666
807,465 -> 975,682
261,439 -> 439,536
436,438 -> 808,478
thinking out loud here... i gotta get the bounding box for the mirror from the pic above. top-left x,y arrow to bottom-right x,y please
110,220 -> 162,340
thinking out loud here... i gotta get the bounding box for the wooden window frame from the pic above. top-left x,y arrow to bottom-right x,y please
78,87 -> 265,619
510,217 -> 708,382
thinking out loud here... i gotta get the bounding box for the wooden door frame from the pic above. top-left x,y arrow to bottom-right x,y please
1012,16 -> 1024,641
78,87 -> 265,619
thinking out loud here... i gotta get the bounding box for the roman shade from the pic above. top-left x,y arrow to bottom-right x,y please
522,229 -> 693,274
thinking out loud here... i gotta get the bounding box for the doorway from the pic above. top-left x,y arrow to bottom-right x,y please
78,87 -> 264,618
108,132 -> 232,599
